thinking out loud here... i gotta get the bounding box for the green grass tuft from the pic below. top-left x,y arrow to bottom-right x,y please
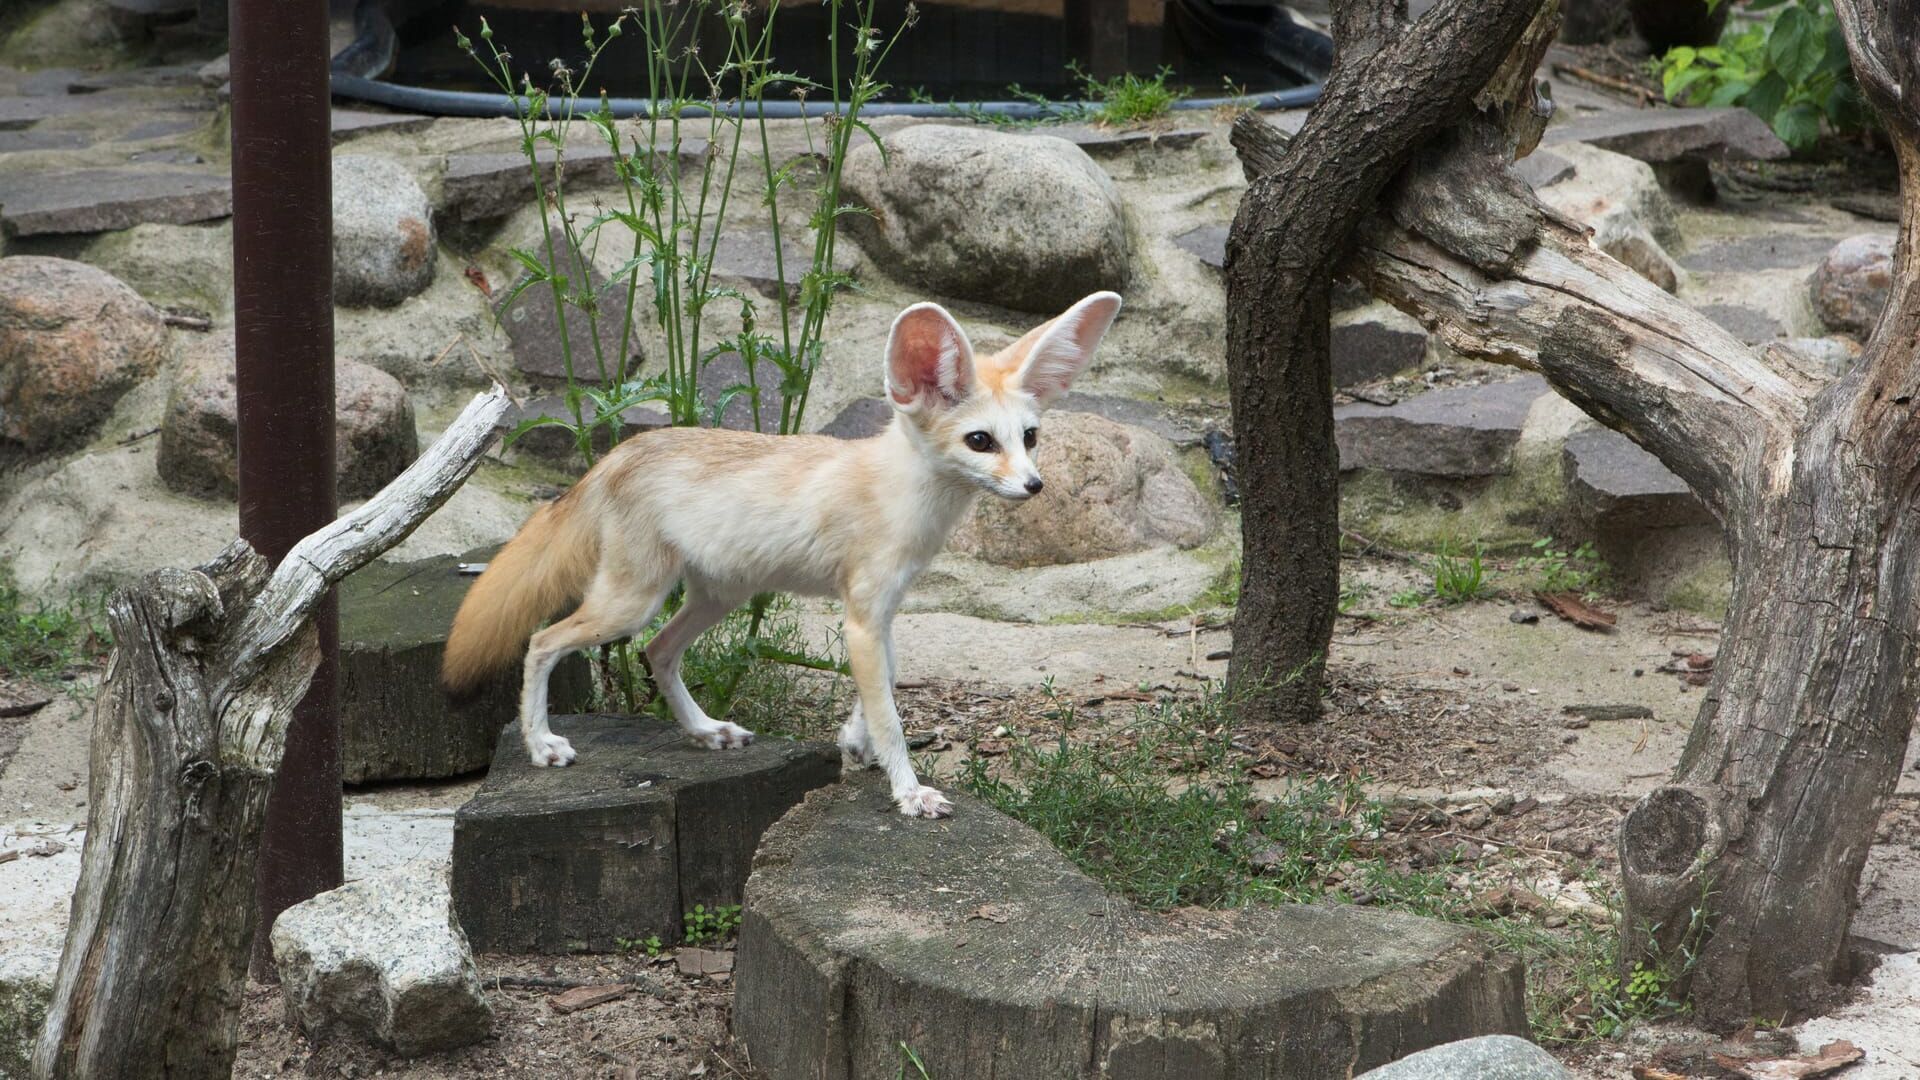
0,570 -> 101,685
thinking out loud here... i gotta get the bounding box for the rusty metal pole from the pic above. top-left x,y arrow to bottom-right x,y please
230,0 -> 342,971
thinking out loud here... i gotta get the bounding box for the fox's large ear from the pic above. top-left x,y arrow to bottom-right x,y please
1011,292 -> 1122,405
885,302 -> 974,410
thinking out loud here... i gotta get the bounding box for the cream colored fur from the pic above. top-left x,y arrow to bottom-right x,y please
441,291 -> 1123,817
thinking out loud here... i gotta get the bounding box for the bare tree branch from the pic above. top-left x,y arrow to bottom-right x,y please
217,384 -> 510,712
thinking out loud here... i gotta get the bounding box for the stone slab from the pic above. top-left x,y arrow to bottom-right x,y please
1042,125 -> 1209,158
452,714 -> 839,953
1173,223 -> 1227,270
493,251 -> 637,385
1544,107 -> 1789,164
1562,427 -> 1712,530
339,547 -> 593,783
0,167 -> 230,236
1513,149 -> 1575,190
1699,302 -> 1784,345
735,776 -> 1527,1080
1334,375 -> 1548,478
331,108 -> 434,145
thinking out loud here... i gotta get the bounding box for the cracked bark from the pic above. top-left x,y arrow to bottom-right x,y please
1233,0 -> 1920,1028
1222,0 -> 1552,724
32,388 -> 509,1080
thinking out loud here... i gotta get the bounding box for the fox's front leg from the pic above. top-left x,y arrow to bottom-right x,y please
844,611 -> 951,818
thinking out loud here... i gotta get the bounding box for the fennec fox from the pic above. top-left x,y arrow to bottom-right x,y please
442,291 -> 1122,818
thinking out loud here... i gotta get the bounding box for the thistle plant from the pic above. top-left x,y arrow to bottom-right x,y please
457,0 -> 909,717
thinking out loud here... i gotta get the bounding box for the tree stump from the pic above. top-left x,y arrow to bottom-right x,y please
451,715 -> 839,953
735,777 -> 1526,1080
338,548 -> 590,783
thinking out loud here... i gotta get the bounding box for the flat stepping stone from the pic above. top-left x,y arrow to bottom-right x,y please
441,140 -> 703,223
331,108 -> 433,145
338,548 -> 593,783
453,714 -> 839,953
1041,124 -> 1208,158
735,777 -> 1526,1079
1699,302 -> 1784,345
1544,107 -> 1788,164
1562,428 -> 1712,530
0,167 -> 230,237
1173,223 -> 1227,270
1334,375 -> 1547,478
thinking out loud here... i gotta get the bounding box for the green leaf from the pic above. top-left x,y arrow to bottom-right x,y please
1768,7 -> 1823,86
1704,79 -> 1752,108
503,414 -> 577,449
1744,71 -> 1790,121
1771,100 -> 1822,150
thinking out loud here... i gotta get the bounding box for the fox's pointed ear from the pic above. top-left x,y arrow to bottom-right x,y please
1012,292 -> 1122,405
885,302 -> 974,410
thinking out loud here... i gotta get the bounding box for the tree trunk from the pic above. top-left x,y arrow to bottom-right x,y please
1222,0 -> 1554,724
33,388 -> 509,1079
1230,0 -> 1920,1026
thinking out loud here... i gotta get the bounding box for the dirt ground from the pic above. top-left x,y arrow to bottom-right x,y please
9,552 -> 1919,1079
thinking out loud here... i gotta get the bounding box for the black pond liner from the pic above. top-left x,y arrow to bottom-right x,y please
330,0 -> 1329,118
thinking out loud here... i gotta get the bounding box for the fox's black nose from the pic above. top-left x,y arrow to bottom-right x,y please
1025,477 -> 1044,494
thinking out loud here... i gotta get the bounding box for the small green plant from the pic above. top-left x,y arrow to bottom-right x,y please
1431,544 -> 1492,604
616,933 -> 666,957
1520,537 -> 1607,595
1074,62 -> 1187,124
1388,587 -> 1427,609
682,902 -> 743,945
897,1043 -> 933,1080
1655,0 -> 1873,151
0,570 -> 100,684
1337,580 -> 1372,614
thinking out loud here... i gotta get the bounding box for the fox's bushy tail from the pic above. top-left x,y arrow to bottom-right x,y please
441,494 -> 598,696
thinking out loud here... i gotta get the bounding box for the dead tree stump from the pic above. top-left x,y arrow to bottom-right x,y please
451,715 -> 839,953
32,388 -> 511,1080
338,548 -> 590,783
735,777 -> 1526,1080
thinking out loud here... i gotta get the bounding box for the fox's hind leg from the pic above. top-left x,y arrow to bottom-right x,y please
521,557 -> 675,767
646,578 -> 755,749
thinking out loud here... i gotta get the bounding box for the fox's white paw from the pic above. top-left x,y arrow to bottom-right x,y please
691,721 -> 755,750
528,733 -> 576,767
838,716 -> 874,767
895,785 -> 953,819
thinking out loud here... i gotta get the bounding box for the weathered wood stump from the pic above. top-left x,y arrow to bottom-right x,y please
338,548 -> 590,783
736,777 -> 1527,1080
451,715 -> 839,953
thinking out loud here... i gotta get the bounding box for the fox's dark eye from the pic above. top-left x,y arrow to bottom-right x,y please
1023,427 -> 1037,450
964,431 -> 996,453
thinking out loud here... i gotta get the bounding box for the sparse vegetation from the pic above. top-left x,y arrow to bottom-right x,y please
1430,543 -> 1493,604
1518,537 -> 1608,596
952,682 -> 1693,1043
1655,0 -> 1872,151
0,570 -> 101,684
1075,63 -> 1187,125
682,902 -> 743,946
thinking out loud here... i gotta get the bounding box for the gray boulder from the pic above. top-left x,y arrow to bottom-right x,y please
839,125 -> 1128,313
1810,234 -> 1894,338
270,862 -> 491,1056
333,155 -> 436,307
1356,1034 -> 1571,1078
158,331 -> 417,499
0,256 -> 166,452
949,411 -> 1218,568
